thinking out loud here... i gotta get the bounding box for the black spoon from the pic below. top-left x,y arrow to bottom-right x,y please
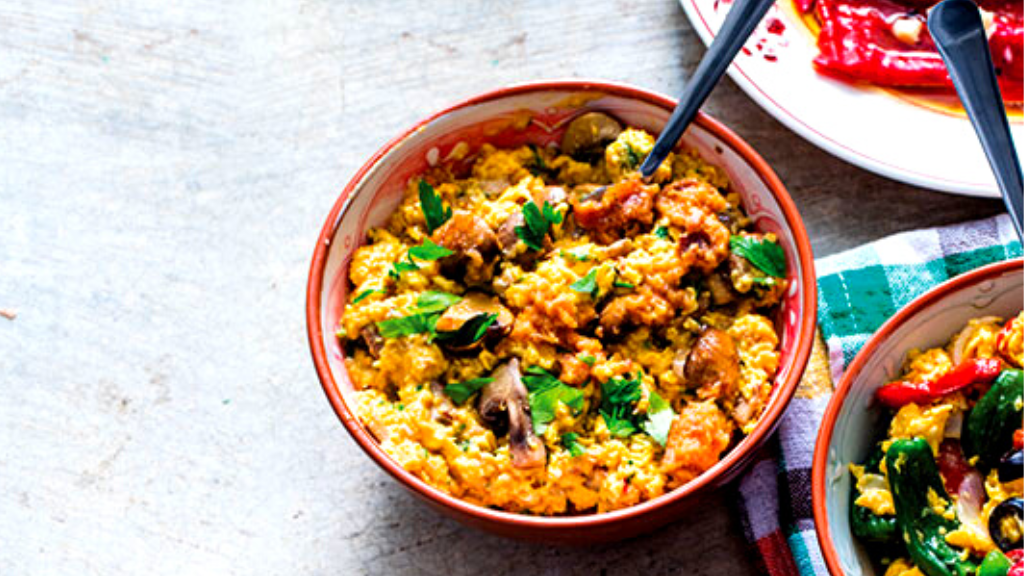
929,0 -> 1023,240
639,0 -> 778,178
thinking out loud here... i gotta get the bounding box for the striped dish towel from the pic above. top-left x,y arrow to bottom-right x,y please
736,214 -> 1022,575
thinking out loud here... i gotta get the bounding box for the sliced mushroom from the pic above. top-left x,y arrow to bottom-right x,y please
360,325 -> 385,358
560,112 -> 622,160
706,270 -> 736,306
434,292 -> 514,353
496,211 -> 526,259
477,359 -> 547,468
674,327 -> 740,402
989,497 -> 1023,553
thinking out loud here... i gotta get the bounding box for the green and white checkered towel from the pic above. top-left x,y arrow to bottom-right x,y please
737,214 -> 1022,575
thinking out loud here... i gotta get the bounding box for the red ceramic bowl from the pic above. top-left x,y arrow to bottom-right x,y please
813,258 -> 1023,575
307,79 -> 817,544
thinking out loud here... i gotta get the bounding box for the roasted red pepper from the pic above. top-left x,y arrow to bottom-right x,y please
875,358 -> 1003,408
810,0 -> 1023,102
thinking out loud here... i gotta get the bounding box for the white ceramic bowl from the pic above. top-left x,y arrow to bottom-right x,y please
813,258 -> 1023,575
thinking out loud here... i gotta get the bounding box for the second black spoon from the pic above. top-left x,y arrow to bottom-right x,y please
929,0 -> 1024,240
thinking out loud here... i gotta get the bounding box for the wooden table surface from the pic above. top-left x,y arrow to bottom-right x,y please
0,1 -> 1001,574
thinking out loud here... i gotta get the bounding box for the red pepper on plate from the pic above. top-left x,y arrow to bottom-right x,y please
810,0 -> 1023,101
875,358 -> 1003,408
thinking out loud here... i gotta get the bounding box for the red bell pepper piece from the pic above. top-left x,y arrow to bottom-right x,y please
1009,549 -> 1024,576
996,316 -> 1017,351
1014,428 -> 1024,450
875,358 -> 1003,408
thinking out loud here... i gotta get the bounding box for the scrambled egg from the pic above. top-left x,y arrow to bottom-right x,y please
339,125 -> 787,515
849,463 -> 895,515
854,314 -> 1024,569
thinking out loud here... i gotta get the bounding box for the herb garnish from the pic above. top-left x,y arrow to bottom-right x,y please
376,312 -> 438,339
522,366 -> 584,434
410,291 -> 462,314
515,200 -> 562,251
600,373 -> 643,438
444,377 -> 495,405
729,235 -> 786,278
579,354 -> 596,367
613,280 -> 634,289
352,288 -> 383,304
388,257 -> 420,279
640,390 -> 674,446
561,432 -> 585,457
408,239 -> 453,261
433,313 -> 497,347
388,240 -> 455,280
599,372 -> 675,444
624,144 -> 642,169
375,291 -> 461,338
654,226 -> 671,240
419,180 -> 452,234
570,268 -> 599,297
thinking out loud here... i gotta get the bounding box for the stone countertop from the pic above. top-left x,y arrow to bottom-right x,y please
0,1 -> 1000,574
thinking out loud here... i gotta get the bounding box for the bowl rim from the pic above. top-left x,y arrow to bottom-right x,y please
811,257 -> 1024,575
306,78 -> 818,530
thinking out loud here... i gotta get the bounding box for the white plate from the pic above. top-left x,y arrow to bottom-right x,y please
679,0 -> 1023,197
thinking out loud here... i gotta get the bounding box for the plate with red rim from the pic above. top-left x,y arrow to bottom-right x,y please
678,0 -> 1024,197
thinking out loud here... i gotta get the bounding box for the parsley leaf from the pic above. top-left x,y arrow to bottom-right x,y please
522,366 -> 584,434
388,258 -> 420,279
624,145 -> 642,169
376,312 -> 438,338
578,354 -> 596,367
570,268 -> 598,297
654,226 -> 671,240
561,432 -> 584,457
444,377 -> 494,405
419,180 -> 452,235
352,288 -> 383,304
410,291 -> 461,315
600,373 -> 643,437
542,201 -> 563,225
641,390 -> 675,446
599,373 -> 643,438
613,280 -> 634,289
433,313 -> 496,347
515,201 -> 561,251
409,239 -> 454,261
729,235 -> 786,278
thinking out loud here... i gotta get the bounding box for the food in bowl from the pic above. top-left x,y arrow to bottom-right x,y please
795,0 -> 1022,104
335,113 -> 789,515
848,313 -> 1024,575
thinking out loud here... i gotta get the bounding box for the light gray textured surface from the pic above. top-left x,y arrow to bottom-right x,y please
0,1 -> 1001,574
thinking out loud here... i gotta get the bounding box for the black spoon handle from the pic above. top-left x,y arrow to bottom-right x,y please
929,0 -> 1023,240
640,0 -> 777,178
